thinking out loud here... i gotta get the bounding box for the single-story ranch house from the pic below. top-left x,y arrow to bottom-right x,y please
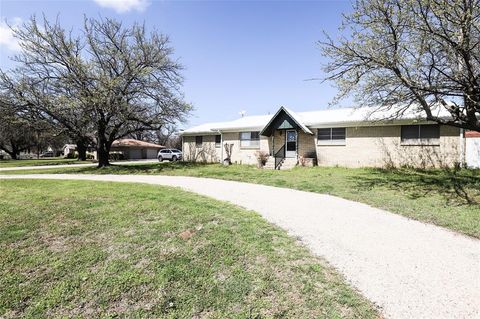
181,106 -> 480,169
63,139 -> 164,160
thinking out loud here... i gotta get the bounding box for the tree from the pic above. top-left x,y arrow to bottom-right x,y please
0,93 -> 63,159
5,16 -> 191,167
0,95 -> 37,159
0,74 -> 95,161
320,0 -> 480,132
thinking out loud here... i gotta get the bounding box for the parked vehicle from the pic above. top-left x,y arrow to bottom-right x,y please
39,151 -> 54,158
158,148 -> 182,162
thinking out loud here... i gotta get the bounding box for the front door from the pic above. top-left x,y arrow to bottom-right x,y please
285,130 -> 297,158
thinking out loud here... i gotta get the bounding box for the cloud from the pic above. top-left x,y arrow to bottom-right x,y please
0,17 -> 22,52
93,0 -> 150,13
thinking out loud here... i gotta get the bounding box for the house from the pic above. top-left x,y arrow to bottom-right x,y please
63,144 -> 77,157
180,106 -> 477,169
63,139 -> 164,160
109,139 -> 163,160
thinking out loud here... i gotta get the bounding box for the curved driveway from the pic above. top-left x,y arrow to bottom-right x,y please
1,174 -> 479,319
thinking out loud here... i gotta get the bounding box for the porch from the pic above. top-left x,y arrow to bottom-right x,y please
260,107 -> 315,169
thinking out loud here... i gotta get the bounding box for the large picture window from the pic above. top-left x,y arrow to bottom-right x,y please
317,128 -> 346,144
240,131 -> 260,148
401,125 -> 440,142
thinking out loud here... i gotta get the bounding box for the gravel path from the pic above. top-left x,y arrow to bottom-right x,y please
0,159 -> 158,171
1,174 -> 479,319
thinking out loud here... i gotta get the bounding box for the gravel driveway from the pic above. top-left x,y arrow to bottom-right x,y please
1,174 -> 479,319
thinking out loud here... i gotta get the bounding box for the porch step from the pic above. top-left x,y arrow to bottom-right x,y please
263,156 -> 297,170
280,158 -> 298,170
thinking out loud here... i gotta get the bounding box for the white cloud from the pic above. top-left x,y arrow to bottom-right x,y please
0,17 -> 22,52
93,0 -> 150,13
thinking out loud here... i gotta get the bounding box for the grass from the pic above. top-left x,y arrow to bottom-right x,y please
0,158 -> 92,168
0,179 -> 379,319
4,162 -> 479,238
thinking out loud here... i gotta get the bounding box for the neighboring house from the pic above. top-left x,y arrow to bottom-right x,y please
63,144 -> 77,157
465,131 -> 480,168
181,106 -> 477,169
63,139 -> 164,160
109,139 -> 164,160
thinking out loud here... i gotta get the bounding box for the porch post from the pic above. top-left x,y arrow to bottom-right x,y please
296,129 -> 299,160
272,135 -> 274,156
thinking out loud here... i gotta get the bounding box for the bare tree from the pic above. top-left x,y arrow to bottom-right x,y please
320,0 -> 480,131
4,15 -> 191,167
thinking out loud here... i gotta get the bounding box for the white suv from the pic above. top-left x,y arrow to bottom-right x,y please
158,148 -> 183,162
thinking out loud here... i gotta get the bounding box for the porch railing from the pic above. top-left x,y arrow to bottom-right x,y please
274,144 -> 285,170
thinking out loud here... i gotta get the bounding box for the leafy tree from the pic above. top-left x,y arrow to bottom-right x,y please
0,96 -> 36,159
4,16 -> 191,166
0,94 -> 62,159
0,74 -> 95,160
320,0 -> 479,132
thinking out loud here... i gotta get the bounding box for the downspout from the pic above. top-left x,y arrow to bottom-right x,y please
459,128 -> 465,167
217,130 -> 223,163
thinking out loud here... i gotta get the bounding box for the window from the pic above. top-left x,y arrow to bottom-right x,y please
317,128 -> 346,145
215,135 -> 221,148
401,125 -> 440,143
240,131 -> 260,148
195,136 -> 203,147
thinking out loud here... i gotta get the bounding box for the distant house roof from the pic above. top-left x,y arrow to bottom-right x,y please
111,139 -> 164,149
465,131 -> 480,138
181,105 -> 452,135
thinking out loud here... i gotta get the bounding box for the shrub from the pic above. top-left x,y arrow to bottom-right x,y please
65,152 -> 78,159
254,151 -> 269,168
108,152 -> 125,161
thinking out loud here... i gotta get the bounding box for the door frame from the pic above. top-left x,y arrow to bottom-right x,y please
285,130 -> 297,158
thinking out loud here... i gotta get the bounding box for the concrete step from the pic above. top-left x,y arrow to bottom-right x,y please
263,157 -> 297,170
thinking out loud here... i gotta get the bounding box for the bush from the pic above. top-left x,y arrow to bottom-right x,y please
108,152 -> 125,161
65,152 -> 78,159
254,151 -> 269,168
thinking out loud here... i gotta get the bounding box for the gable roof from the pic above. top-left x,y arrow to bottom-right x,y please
260,106 -> 313,136
181,105 -> 452,135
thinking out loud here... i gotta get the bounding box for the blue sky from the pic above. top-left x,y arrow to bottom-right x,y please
0,0 -> 353,128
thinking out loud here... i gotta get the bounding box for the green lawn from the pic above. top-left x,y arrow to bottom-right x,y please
4,162 -> 479,238
0,180 -> 379,318
0,158 -> 92,168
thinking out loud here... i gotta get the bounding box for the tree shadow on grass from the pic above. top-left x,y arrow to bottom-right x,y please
74,161 -> 213,175
351,167 -> 480,206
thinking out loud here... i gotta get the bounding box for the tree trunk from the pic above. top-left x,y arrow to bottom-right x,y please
4,142 -> 19,159
97,135 -> 111,168
76,140 -> 88,161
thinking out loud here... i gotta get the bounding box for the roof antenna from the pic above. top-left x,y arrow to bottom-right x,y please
239,110 -> 246,117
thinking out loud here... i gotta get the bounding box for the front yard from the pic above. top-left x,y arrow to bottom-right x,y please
0,158 -> 91,168
4,162 -> 479,238
0,180 -> 378,318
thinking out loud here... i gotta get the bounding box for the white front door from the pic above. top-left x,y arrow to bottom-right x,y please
285,130 -> 297,158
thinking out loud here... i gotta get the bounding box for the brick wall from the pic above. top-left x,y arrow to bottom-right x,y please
314,125 -> 461,168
